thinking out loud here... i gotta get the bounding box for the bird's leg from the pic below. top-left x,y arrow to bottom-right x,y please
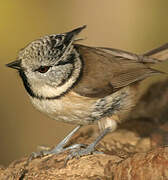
28,125 -> 85,161
64,118 -> 117,165
64,127 -> 111,165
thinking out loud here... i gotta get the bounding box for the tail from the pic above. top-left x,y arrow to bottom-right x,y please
143,43 -> 168,63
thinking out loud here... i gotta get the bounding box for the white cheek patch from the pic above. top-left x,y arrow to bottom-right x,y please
31,52 -> 82,98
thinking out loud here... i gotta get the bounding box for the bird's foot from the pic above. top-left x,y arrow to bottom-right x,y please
64,127 -> 111,165
28,143 -> 86,162
27,125 -> 81,162
27,126 -> 110,167
64,143 -> 103,165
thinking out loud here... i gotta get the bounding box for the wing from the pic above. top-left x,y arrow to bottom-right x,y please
73,44 -> 162,98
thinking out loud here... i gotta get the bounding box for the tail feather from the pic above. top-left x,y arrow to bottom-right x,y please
143,43 -> 168,62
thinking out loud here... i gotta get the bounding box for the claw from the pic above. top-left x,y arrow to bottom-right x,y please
64,145 -> 104,166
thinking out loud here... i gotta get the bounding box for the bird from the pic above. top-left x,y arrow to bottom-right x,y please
6,25 -> 168,162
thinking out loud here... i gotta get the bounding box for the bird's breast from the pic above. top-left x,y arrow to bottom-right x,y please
30,91 -> 97,125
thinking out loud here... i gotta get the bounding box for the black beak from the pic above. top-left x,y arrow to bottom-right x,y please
6,60 -> 21,70
64,25 -> 86,45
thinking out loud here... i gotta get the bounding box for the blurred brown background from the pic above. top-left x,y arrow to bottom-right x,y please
1,0 -> 168,166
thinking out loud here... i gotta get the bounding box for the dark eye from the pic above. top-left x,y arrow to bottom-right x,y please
36,66 -> 51,73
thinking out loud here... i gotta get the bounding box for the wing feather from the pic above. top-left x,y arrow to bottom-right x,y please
73,44 -> 163,97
